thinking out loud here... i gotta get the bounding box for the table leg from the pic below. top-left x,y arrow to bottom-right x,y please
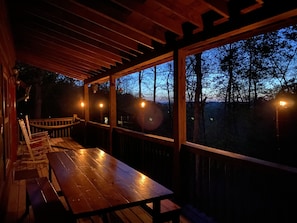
152,200 -> 161,223
101,213 -> 110,223
48,165 -> 52,182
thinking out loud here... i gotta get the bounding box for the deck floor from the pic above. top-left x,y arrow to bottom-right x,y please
4,137 -> 192,223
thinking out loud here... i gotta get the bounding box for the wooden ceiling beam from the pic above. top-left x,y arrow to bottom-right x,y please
152,0 -> 205,31
74,0 -> 168,44
7,0 -> 297,82
111,0 -> 184,37
204,0 -> 229,18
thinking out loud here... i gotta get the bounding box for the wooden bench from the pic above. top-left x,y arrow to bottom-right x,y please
144,199 -> 181,223
25,177 -> 74,223
112,199 -> 181,223
181,204 -> 217,223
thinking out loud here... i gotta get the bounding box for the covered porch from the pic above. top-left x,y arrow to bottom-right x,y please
2,0 -> 297,222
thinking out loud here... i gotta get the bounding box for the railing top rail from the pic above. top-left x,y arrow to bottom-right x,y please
184,141 -> 297,174
114,126 -> 174,147
30,117 -> 74,122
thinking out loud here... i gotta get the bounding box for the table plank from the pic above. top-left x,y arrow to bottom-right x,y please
47,148 -> 174,219
78,149 -> 172,199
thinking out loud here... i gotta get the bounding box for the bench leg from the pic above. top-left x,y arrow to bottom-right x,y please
101,213 -> 110,223
172,214 -> 180,223
18,191 -> 30,222
48,165 -> 52,182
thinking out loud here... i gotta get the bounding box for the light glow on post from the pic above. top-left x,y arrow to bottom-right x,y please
140,101 -> 146,108
278,100 -> 287,107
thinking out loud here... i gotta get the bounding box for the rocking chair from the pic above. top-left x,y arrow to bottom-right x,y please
18,119 -> 52,167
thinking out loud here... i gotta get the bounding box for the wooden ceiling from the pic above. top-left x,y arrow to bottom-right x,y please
6,0 -> 297,84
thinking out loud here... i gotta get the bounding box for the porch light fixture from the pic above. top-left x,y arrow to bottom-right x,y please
140,101 -> 146,108
275,97 -> 294,150
80,101 -> 85,119
140,101 -> 146,132
99,103 -> 104,123
278,100 -> 287,108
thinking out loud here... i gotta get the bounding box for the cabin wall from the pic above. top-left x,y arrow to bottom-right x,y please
0,0 -> 18,220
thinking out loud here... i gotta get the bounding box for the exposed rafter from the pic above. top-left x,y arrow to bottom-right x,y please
6,0 -> 297,83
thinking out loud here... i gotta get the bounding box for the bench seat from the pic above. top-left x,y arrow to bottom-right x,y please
144,199 -> 181,223
112,199 -> 181,223
25,177 -> 74,223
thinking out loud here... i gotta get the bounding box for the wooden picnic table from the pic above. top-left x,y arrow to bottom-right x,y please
47,148 -> 174,222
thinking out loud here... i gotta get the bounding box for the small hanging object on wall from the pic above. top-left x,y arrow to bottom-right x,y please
24,85 -> 31,102
16,79 -> 32,103
11,66 -> 20,85
91,84 -> 98,93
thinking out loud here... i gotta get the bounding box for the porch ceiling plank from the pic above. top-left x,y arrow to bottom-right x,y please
22,1 -> 143,55
19,15 -> 134,62
18,48 -> 105,75
17,53 -> 91,80
43,0 -> 155,49
17,50 -> 98,77
19,24 -> 127,64
18,26 -> 124,66
15,35 -> 110,69
74,0 -> 168,45
22,5 -> 142,56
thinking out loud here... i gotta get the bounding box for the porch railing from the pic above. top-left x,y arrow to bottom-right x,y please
112,127 -> 175,188
24,117 -> 297,223
180,143 -> 297,223
18,116 -> 76,141
81,121 -> 297,223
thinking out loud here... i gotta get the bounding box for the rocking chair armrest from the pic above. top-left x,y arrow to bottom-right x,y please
31,131 -> 49,138
31,145 -> 50,153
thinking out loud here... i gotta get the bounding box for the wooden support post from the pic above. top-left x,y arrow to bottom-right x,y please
109,75 -> 117,154
172,48 -> 187,199
83,83 -> 89,122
